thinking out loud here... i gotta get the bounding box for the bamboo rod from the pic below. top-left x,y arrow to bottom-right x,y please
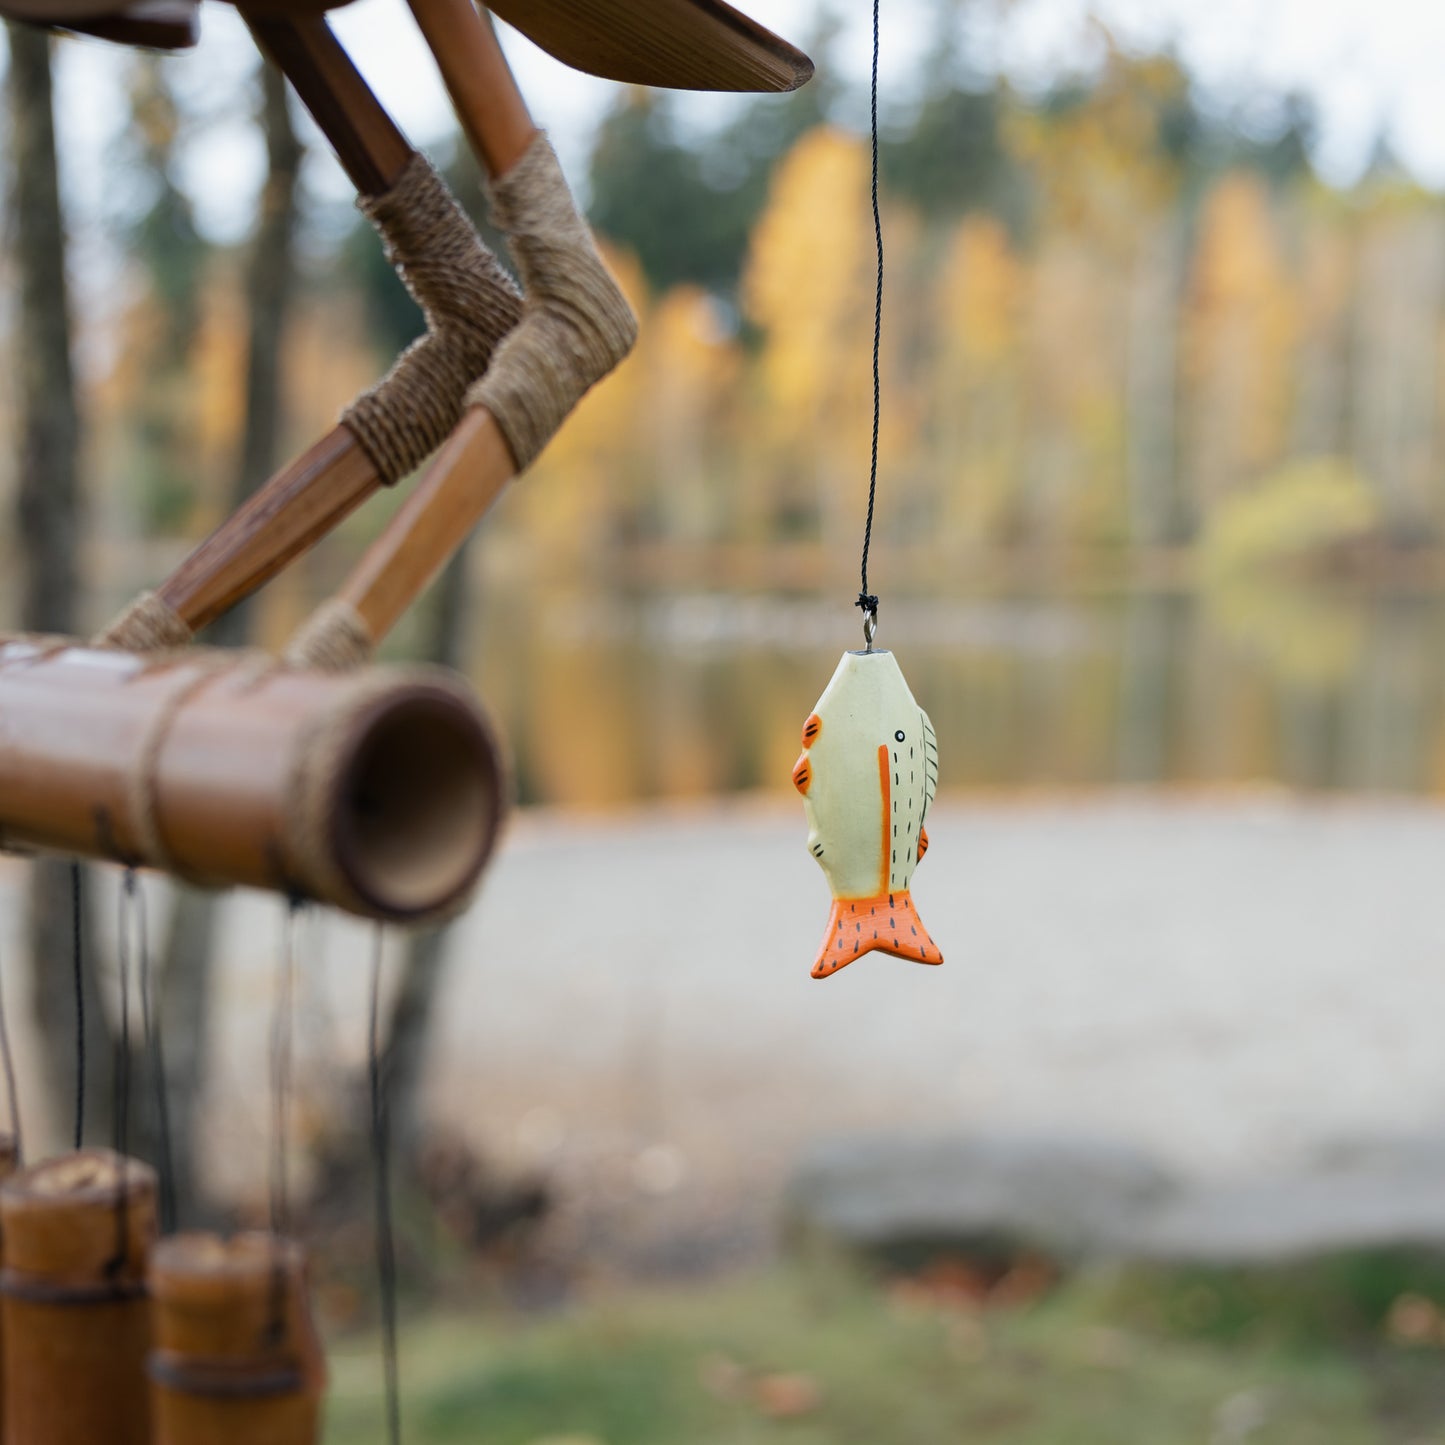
0,1151 -> 157,1445
158,429 -> 380,634
0,639 -> 508,923
149,1233 -> 325,1445
338,410 -> 515,645
240,8 -> 412,197
407,0 -> 538,180
0,1 -> 199,49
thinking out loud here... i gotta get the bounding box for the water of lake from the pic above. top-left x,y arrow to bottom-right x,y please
465,582 -> 1445,806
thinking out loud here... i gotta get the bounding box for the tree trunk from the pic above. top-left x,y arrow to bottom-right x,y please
7,22 -> 114,1150
157,60 -> 303,1224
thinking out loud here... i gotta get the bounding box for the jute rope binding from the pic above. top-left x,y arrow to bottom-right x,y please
98,589 -> 194,654
284,599 -> 374,674
343,152 -> 524,485
469,131 -> 638,473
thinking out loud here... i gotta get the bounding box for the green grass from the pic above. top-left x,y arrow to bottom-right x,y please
321,1265 -> 1421,1445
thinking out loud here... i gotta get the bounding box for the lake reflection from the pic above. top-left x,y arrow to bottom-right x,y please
466,584 -> 1445,805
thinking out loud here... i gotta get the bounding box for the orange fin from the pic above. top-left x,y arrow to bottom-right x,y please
917,827 -> 929,862
792,753 -> 812,794
811,890 -> 943,979
801,712 -> 822,748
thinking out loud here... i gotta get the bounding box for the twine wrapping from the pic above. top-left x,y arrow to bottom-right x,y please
122,652 -> 267,874
283,599 -> 374,674
343,153 -> 524,485
468,132 -> 638,473
96,591 -> 193,654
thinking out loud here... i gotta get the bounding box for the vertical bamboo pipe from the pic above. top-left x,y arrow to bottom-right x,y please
0,1150 -> 157,1445
149,1233 -> 325,1445
0,1136 -> 18,1445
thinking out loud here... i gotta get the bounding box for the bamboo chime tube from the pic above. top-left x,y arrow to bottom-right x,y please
0,1136 -> 17,1445
0,1150 -> 157,1445
149,1233 -> 326,1445
0,639 -> 507,923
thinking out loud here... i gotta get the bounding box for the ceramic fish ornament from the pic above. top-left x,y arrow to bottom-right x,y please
794,647 -> 942,978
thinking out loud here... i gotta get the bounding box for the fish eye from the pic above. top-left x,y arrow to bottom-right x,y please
894,730 -> 906,742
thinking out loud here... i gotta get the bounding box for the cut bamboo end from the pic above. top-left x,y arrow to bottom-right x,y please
0,639 -> 510,924
149,1232 -> 325,1444
150,1232 -> 324,1369
1,1148 -> 157,1289
324,681 -> 504,917
1,1150 -> 158,1445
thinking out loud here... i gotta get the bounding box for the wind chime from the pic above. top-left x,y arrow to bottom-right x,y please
0,1 -> 812,1440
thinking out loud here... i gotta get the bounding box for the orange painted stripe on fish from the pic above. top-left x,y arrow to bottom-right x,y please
801,712 -> 822,748
877,743 -> 890,894
792,753 -> 812,795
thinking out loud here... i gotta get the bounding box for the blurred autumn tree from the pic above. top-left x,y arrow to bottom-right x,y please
4,21 -> 113,1151
119,54 -> 209,535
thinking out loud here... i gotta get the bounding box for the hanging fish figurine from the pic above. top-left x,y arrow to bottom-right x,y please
794,647 -> 942,978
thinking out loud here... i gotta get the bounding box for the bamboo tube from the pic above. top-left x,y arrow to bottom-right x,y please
0,639 -> 507,923
0,1136 -> 17,1445
149,1233 -> 325,1445
0,1150 -> 157,1445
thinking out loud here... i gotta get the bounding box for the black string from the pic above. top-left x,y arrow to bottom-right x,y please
0,938 -> 23,1165
115,874 -> 134,1161
856,0 -> 884,630
136,880 -> 177,1233
71,860 -> 84,1150
369,925 -> 402,1445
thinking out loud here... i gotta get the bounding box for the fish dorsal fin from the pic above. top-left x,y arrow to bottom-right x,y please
920,708 -> 938,819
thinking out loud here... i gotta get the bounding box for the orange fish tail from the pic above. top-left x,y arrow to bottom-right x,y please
811,890 -> 943,979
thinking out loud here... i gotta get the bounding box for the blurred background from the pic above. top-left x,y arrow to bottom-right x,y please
8,0 -> 1445,1440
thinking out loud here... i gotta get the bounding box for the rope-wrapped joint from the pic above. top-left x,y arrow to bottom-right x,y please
283,598 -> 374,674
468,132 -> 638,474
97,589 -> 194,654
343,153 -> 525,485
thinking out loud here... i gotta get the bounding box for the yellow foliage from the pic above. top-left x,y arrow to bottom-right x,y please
938,216 -> 1022,366
1201,458 -> 1379,575
743,128 -> 874,458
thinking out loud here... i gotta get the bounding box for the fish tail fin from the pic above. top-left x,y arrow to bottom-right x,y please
811,890 -> 943,979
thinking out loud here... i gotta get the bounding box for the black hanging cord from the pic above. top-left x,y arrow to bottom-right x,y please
71,860 -> 85,1150
136,880 -> 177,1233
115,874 -> 134,1163
856,0 -> 884,632
0,938 -> 23,1164
369,925 -> 402,1445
